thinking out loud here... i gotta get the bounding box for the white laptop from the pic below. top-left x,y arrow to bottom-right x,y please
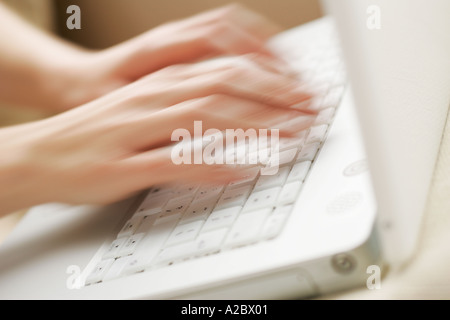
0,0 -> 449,300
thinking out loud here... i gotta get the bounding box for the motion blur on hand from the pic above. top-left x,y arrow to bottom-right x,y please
0,3 -> 316,217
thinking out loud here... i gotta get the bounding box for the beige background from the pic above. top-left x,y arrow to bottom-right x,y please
1,0 -> 449,300
53,0 -> 322,49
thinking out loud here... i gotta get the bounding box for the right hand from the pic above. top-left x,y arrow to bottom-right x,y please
0,55 -> 314,215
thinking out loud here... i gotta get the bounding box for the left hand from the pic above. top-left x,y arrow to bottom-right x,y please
47,4 -> 288,112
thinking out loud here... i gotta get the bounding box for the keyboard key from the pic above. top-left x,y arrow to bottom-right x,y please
227,167 -> 260,188
135,193 -> 172,216
277,181 -> 303,205
254,167 -> 290,191
181,200 -> 216,223
160,196 -> 192,216
247,149 -> 270,167
118,233 -> 145,257
192,185 -> 224,204
155,228 -> 228,265
152,195 -> 192,225
243,187 -> 281,212
202,206 -> 241,232
215,185 -> 252,210
147,185 -> 174,197
260,206 -> 292,240
307,125 -> 328,144
281,115 -> 317,133
121,255 -> 150,276
268,148 -> 298,169
103,256 -> 133,282
273,205 -> 294,216
123,217 -> 181,273
165,220 -> 204,247
297,143 -> 320,162
224,208 -> 272,249
276,134 -> 306,151
288,161 -> 312,182
172,184 -> 199,198
224,142 -> 247,165
191,228 -> 229,255
85,259 -> 114,285
314,108 -> 335,125
117,216 -> 143,238
134,214 -> 157,234
154,212 -> 182,226
236,145 -> 264,166
103,237 -> 128,259
121,233 -> 176,275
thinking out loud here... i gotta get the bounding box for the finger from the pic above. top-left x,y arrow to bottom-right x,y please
126,95 -> 315,150
151,53 -> 295,80
189,68 -> 314,112
149,60 -> 314,113
112,4 -> 284,80
243,53 -> 301,79
117,146 -> 248,191
170,8 -> 281,60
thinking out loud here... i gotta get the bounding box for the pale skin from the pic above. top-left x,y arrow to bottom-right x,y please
0,3 -> 315,217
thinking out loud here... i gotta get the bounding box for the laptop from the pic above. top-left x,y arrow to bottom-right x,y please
0,0 -> 449,299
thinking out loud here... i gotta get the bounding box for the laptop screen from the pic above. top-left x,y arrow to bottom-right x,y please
322,0 -> 450,267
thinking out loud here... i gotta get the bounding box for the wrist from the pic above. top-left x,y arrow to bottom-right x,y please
37,46 -> 97,111
0,124 -> 47,217
42,46 -> 132,112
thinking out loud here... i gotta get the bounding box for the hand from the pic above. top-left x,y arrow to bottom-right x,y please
0,56 -> 313,216
46,4 -> 287,112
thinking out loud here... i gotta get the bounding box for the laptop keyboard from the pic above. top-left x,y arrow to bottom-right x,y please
85,20 -> 346,286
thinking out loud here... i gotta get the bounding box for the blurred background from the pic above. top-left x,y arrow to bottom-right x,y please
54,0 -> 322,49
0,0 -> 322,241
